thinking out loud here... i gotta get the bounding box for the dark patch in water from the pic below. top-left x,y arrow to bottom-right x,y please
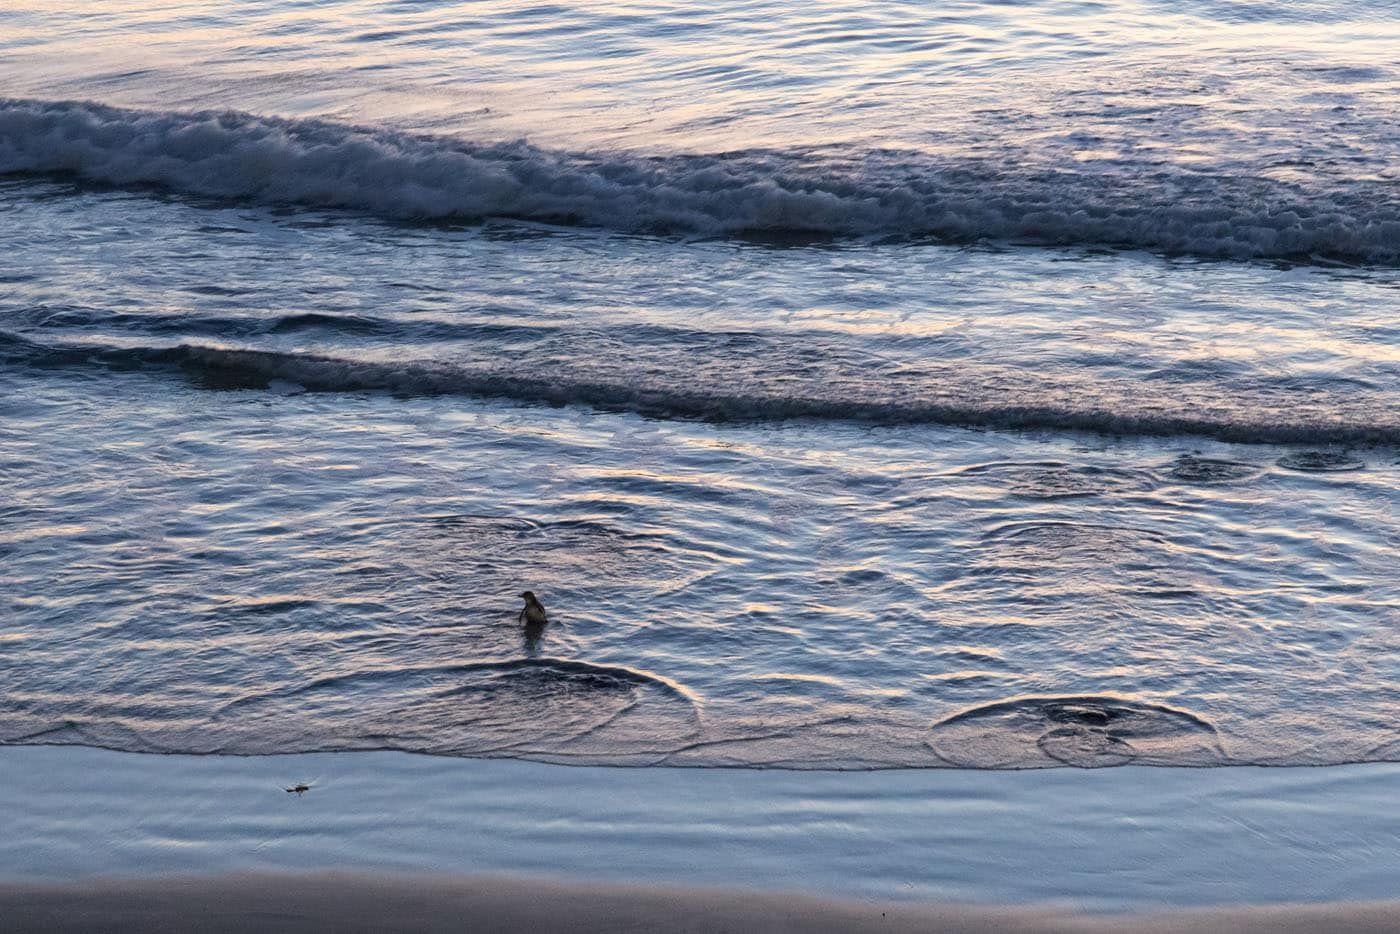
1277,451 -> 1366,473
927,695 -> 1223,768
838,568 -> 886,585
979,520 -> 1165,564
1165,454 -> 1261,484
955,461 -> 1158,499
183,284 -> 255,297
267,312 -> 387,334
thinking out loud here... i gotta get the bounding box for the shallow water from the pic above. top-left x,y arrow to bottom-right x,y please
2,1 -> 1399,769
8,746 -> 1400,910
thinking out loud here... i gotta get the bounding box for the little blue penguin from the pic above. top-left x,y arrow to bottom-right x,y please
519,591 -> 548,627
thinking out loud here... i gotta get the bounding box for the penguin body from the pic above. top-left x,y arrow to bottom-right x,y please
519,591 -> 548,627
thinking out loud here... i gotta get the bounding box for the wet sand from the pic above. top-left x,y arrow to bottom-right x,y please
3,874 -> 1399,933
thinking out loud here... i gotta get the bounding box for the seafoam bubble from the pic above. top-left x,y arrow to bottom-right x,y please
1277,451 -> 1366,473
926,695 -> 1224,768
954,461 -> 1159,499
1165,454 -> 1262,484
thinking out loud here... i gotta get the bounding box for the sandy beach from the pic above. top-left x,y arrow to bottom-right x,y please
4,746 -> 1399,929
5,873 -> 1400,933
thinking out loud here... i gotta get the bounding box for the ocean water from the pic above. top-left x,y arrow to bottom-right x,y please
2,0 -> 1398,770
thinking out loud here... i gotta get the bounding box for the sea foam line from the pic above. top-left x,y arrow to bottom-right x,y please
4,98 -> 1400,262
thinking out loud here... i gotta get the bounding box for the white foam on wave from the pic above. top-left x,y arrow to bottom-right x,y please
4,98 -> 1400,262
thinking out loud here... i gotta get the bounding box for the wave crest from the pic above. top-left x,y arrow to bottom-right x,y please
5,98 -> 1400,262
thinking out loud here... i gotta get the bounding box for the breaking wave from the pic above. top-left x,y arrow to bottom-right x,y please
5,98 -> 1400,263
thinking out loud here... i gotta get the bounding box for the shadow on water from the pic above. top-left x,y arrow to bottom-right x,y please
523,620 -> 548,656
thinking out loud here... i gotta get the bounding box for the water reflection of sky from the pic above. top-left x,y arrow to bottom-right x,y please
2,0 -> 1398,159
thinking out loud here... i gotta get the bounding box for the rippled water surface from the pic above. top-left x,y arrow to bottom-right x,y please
2,0 -> 1399,768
